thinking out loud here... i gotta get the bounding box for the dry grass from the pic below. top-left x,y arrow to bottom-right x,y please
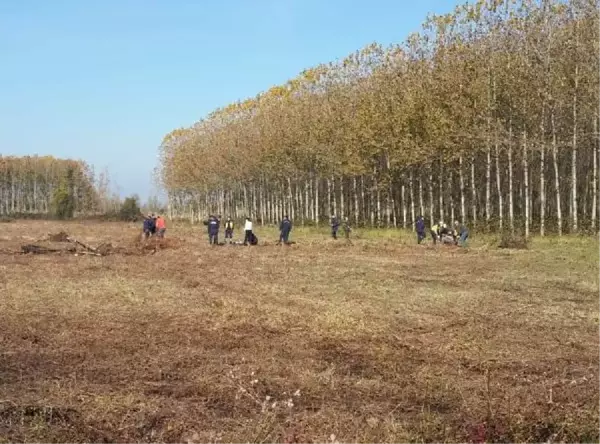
0,220 -> 598,443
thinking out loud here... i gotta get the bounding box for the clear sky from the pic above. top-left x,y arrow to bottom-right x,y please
0,0 -> 462,200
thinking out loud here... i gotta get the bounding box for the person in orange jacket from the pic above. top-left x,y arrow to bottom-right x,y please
155,214 -> 166,238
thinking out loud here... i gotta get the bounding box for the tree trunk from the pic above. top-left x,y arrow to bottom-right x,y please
428,166 -> 434,225
401,182 -> 407,229
508,121 -> 515,233
571,63 -> 579,233
361,176 -> 366,227
523,131 -> 530,239
375,175 -> 381,227
391,183 -> 397,227
331,176 -> 338,217
486,145 -> 491,227
370,176 -> 375,227
459,156 -> 466,224
449,171 -> 455,225
314,175 -> 319,225
409,171 -> 416,229
353,176 -> 359,226
470,156 -> 477,226
418,175 -> 424,219
540,130 -> 546,237
593,116 -> 598,231
327,177 -> 332,216
261,181 -> 267,225
340,177 -> 345,219
287,177 -> 294,220
308,176 -> 314,222
439,162 -> 444,222
304,178 -> 309,225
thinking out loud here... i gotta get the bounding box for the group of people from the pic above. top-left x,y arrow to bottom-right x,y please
204,214 -> 350,246
205,215 -> 258,246
142,213 -> 166,239
141,213 -> 467,247
330,215 -> 351,240
416,216 -> 469,246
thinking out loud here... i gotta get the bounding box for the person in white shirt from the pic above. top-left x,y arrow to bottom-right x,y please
243,217 -> 253,245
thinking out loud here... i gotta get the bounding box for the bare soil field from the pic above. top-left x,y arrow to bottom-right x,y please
0,220 -> 598,443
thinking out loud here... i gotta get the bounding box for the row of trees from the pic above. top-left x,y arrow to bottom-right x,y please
0,156 -> 99,217
158,0 -> 599,235
0,155 -> 167,221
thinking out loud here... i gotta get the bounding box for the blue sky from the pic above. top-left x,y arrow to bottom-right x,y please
0,0 -> 461,200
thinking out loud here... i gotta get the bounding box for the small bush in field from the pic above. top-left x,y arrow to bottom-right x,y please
498,231 -> 529,249
119,196 -> 142,221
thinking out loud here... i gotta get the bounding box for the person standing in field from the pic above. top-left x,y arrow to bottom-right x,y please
243,217 -> 253,246
142,214 -> 155,240
330,215 -> 340,240
430,221 -> 439,245
155,214 -> 166,238
342,217 -> 351,239
279,215 -> 292,244
416,215 -> 426,244
151,214 -> 158,236
454,221 -> 469,247
224,216 -> 234,244
208,215 -> 220,245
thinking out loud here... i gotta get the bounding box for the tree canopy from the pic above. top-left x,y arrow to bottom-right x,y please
158,0 -> 599,235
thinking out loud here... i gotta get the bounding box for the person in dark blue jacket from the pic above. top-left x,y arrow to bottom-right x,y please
416,215 -> 426,244
208,215 -> 220,245
142,214 -> 155,239
279,215 -> 292,244
330,215 -> 340,239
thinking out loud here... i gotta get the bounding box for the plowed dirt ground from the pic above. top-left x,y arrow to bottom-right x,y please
0,220 -> 598,442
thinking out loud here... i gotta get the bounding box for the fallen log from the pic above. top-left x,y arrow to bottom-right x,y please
66,237 -> 99,253
21,244 -> 75,254
75,251 -> 103,257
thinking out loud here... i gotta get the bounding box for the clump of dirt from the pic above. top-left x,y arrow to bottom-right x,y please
95,243 -> 114,256
124,235 -> 182,255
47,231 -> 69,242
0,403 -> 115,442
0,404 -> 79,425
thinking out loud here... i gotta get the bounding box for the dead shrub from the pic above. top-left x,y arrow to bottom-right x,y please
47,231 -> 70,242
498,232 -> 529,249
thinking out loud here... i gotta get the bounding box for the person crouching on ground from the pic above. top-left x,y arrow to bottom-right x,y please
244,217 -> 253,246
208,215 -> 220,245
454,221 -> 469,247
416,215 -> 426,244
439,221 -> 455,244
155,214 -> 166,238
224,216 -> 234,244
279,215 -> 292,244
142,214 -> 155,240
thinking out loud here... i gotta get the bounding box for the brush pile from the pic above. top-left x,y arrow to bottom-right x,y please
0,230 -> 183,257
19,231 -> 108,256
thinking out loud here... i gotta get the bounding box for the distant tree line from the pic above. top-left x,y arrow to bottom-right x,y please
0,156 -> 150,221
158,0 -> 599,236
0,156 -> 98,218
